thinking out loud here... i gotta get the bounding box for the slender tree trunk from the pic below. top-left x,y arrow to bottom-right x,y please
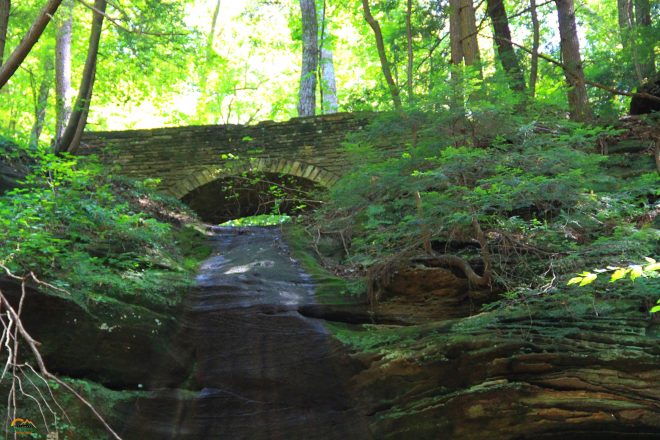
554,0 -> 591,121
208,0 -> 221,62
54,0 -> 106,154
449,0 -> 465,112
486,0 -> 525,91
362,0 -> 402,110
0,0 -> 9,65
634,0 -> 655,80
202,0 -> 221,91
318,0 -> 326,111
406,0 -> 414,105
617,0 -> 634,49
529,0 -> 540,97
320,48 -> 338,113
196,0 -> 221,120
618,0 -> 644,81
297,0 -> 318,117
55,0 -> 73,141
30,57 -> 53,148
68,63 -> 95,153
0,0 -> 63,89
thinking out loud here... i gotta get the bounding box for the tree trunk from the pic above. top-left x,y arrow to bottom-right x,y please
554,0 -> 591,121
634,0 -> 655,80
207,0 -> 221,65
449,0 -> 464,66
0,0 -> 9,66
618,0 -> 644,81
297,0 -> 318,117
29,56 -> 53,148
55,0 -> 73,141
196,0 -> 221,121
362,0 -> 402,110
54,0 -> 106,154
449,0 -> 465,112
486,0 -> 525,91
0,0 -> 63,89
320,48 -> 338,113
617,0 -> 634,49
449,0 -> 481,109
459,0 -> 481,72
529,0 -> 540,97
406,0 -> 414,105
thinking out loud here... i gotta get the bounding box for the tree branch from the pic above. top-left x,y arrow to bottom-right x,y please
485,34 -> 660,104
75,0 -> 187,37
0,0 -> 63,89
0,266 -> 121,439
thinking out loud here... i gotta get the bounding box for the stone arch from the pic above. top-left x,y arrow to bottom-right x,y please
167,158 -> 340,199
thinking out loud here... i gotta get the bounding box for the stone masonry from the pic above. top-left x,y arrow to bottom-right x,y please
79,113 -> 373,199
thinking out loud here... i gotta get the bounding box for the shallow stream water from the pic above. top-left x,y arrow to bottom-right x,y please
119,227 -> 370,439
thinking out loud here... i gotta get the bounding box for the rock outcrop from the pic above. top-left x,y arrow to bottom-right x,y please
341,268 -> 660,439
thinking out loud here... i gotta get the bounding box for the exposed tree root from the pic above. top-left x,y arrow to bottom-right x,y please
368,218 -> 494,306
412,218 -> 492,288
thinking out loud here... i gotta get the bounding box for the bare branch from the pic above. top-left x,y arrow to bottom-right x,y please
0,265 -> 122,439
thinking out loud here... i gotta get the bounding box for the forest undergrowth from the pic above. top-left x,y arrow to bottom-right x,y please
305,106 -> 660,317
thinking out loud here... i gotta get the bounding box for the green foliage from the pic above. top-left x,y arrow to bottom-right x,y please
220,214 -> 291,227
314,106 -> 659,314
567,257 -> 660,313
567,257 -> 660,286
0,147 -> 202,307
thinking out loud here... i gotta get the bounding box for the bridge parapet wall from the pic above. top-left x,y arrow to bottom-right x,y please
80,112 -> 374,198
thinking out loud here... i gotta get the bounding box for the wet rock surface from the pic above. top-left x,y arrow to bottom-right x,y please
119,227 -> 371,439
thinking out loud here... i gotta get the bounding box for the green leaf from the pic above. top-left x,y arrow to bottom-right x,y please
567,276 -> 583,285
650,305 -> 660,313
629,265 -> 644,281
643,262 -> 660,272
578,273 -> 598,286
644,257 -> 656,264
609,268 -> 629,282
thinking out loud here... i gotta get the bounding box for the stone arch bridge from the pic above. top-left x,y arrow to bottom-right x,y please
80,113 -> 375,200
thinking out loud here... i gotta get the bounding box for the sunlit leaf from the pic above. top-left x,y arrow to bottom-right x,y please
629,265 -> 644,281
579,273 -> 597,286
643,262 -> 660,272
609,268 -> 628,282
567,277 -> 583,285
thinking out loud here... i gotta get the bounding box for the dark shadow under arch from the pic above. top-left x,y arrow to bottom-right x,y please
181,171 -> 326,224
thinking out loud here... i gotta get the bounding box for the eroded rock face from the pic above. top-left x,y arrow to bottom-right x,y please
0,279 -> 189,389
0,138 -> 30,194
347,268 -> 660,439
376,266 -> 491,323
